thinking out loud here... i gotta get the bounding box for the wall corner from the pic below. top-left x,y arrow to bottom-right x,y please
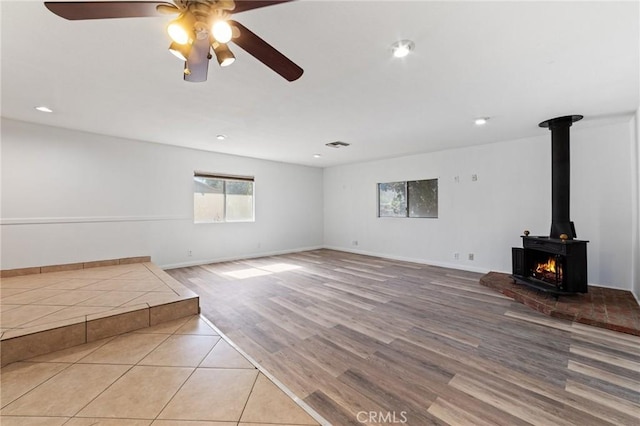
632,108 -> 640,300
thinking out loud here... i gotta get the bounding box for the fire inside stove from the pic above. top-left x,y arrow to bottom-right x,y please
533,256 -> 563,285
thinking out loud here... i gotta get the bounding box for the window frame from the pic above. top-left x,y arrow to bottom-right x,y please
377,178 -> 438,218
193,171 -> 255,224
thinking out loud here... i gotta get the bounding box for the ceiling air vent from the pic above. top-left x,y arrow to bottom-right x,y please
326,141 -> 350,148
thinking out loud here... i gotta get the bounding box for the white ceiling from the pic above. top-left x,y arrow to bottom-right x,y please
1,0 -> 638,167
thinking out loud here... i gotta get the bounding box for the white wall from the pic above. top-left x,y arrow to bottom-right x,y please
0,118 -> 324,269
324,118 -> 636,291
2,116 -> 637,292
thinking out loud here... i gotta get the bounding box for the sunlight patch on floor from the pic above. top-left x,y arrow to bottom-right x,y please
261,263 -> 302,273
223,263 -> 302,279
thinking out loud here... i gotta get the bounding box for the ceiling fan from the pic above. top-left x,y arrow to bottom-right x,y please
44,0 -> 304,82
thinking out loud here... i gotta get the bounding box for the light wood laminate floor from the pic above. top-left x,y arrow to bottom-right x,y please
168,249 -> 640,426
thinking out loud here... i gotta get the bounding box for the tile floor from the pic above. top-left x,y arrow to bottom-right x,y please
1,314 -> 323,425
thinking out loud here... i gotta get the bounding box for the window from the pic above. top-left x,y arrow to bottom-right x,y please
407,179 -> 438,218
378,182 -> 407,217
378,178 -> 438,218
194,172 -> 254,223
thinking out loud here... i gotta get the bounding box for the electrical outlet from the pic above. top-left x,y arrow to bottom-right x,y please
468,253 -> 474,261
352,240 -> 359,246
454,252 -> 460,260
187,250 -> 192,257
471,174 -> 478,181
454,175 -> 460,183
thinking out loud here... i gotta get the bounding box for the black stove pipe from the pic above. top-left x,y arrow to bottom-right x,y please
539,115 -> 583,239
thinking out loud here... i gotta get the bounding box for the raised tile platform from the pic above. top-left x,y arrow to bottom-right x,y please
480,271 -> 640,336
0,256 -> 153,278
1,261 -> 199,366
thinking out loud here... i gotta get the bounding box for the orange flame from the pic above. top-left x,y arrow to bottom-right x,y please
535,257 -> 557,274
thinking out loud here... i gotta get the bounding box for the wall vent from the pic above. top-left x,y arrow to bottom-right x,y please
325,141 -> 350,148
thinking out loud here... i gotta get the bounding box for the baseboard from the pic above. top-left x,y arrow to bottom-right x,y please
321,245 -> 491,275
585,280 -> 639,296
164,244 -> 490,275
160,245 -> 325,270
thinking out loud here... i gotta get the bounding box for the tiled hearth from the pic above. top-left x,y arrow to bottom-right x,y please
480,271 -> 640,336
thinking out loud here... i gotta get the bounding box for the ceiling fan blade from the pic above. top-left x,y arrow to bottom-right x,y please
231,1 -> 295,15
184,37 -> 211,83
44,1 -> 175,20
156,4 -> 181,14
229,20 -> 303,82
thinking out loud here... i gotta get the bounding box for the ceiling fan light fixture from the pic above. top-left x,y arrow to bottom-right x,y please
220,56 -> 235,67
168,41 -> 192,61
167,12 -> 195,45
167,23 -> 190,45
212,20 -> 233,44
213,43 -> 235,67
391,40 -> 414,58
43,1 -> 304,83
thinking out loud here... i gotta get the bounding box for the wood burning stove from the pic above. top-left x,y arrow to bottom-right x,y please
512,115 -> 589,295
513,236 -> 588,294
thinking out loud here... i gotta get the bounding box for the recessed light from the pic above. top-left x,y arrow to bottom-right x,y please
474,117 -> 489,126
391,40 -> 414,58
313,154 -> 322,158
35,106 -> 53,113
216,134 -> 227,140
